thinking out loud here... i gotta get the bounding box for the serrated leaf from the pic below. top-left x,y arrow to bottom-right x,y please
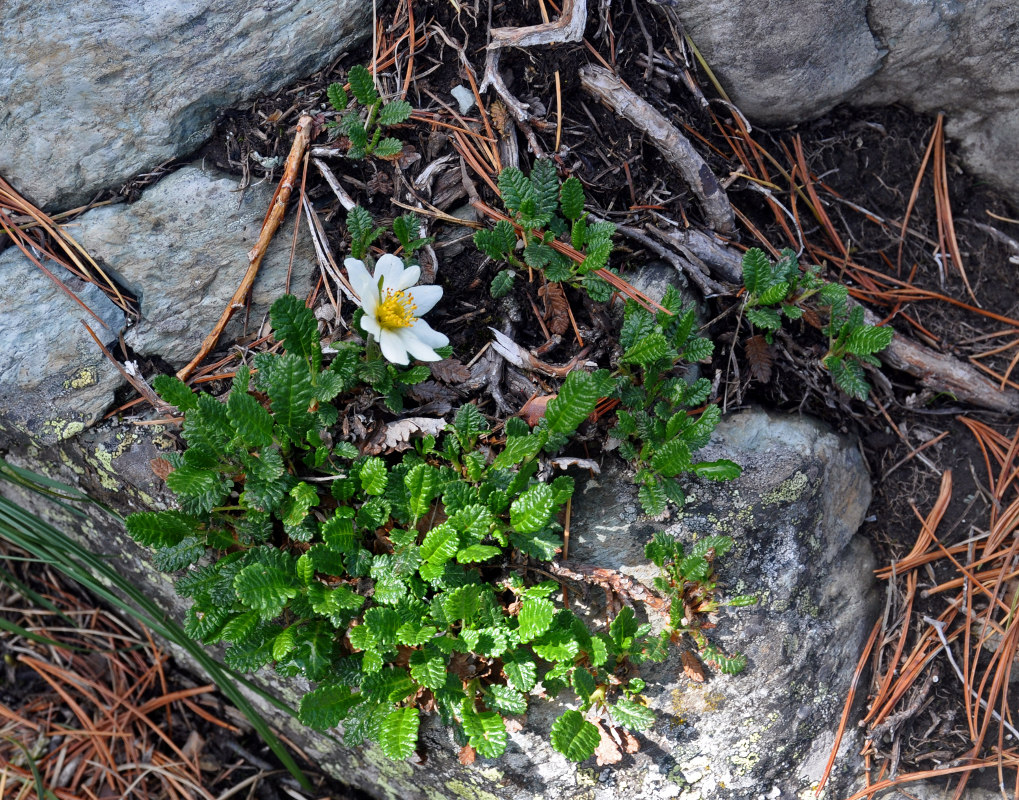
373,137 -> 403,158
420,522 -> 460,567
619,306 -> 656,350
152,537 -> 205,571
510,483 -> 555,533
828,357 -> 870,400
442,584 -> 481,622
379,707 -> 419,760
517,596 -> 555,642
299,683 -> 359,730
741,248 -> 771,294
409,648 -> 446,689
486,684 -> 527,715
551,710 -> 600,762
610,606 -> 638,653
490,269 -> 516,298
266,353 -> 315,442
326,82 -> 349,111
463,710 -> 508,758
757,281 -> 790,306
650,438 -> 692,478
359,456 -> 388,495
746,306 -> 782,331
378,99 -> 412,125
559,176 -> 585,220
692,459 -> 741,481
475,219 -> 518,261
234,564 -> 298,619
271,295 -> 321,372
523,242 -> 554,268
530,159 -> 560,218
125,510 -> 198,549
348,64 -> 379,105
152,374 -> 198,411
165,466 -> 230,516
322,513 -> 358,554
622,331 -> 672,365
492,433 -> 544,469
456,544 -> 502,564
497,167 -> 531,215
637,480 -> 668,516
533,630 -> 580,662
613,697 -> 655,731
227,390 -> 273,448
545,370 -> 600,435
681,336 -> 714,363
502,651 -> 537,692
845,325 -> 894,355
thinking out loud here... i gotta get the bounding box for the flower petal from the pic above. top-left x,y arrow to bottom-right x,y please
378,329 -> 410,365
393,265 -> 421,291
344,258 -> 374,299
406,284 -> 443,316
360,311 -> 382,339
394,327 -> 443,361
373,254 -> 406,291
407,318 -> 449,348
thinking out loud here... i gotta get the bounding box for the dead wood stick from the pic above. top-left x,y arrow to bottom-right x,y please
547,560 -> 668,614
488,0 -> 587,48
579,64 -> 735,236
176,114 -> 314,381
861,308 -> 1019,413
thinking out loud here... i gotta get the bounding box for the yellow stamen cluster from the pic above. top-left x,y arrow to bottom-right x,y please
376,288 -> 417,330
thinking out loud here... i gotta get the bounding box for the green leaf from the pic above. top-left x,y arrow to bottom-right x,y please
125,510 -> 198,549
622,332 -> 672,365
359,457 -> 388,495
326,82 -> 349,111
442,584 -> 481,623
613,697 -> 655,731
610,606 -> 638,653
746,306 -> 782,331
650,439 -> 692,478
681,336 -> 714,363
619,305 -> 656,350
404,463 -> 438,520
409,648 -> 446,690
456,544 -> 502,564
348,64 -> 379,105
523,242 -> 554,269
572,667 -> 596,702
378,99 -> 412,125
757,281 -> 790,306
532,630 -> 580,662
379,707 -> 419,760
550,710 -> 600,762
490,269 -> 516,298
486,684 -> 527,715
692,459 -> 742,481
510,483 -> 555,533
845,325 -> 894,355
271,295 -> 321,372
282,481 -> 318,527
420,523 -> 460,567
559,176 -> 585,220
827,356 -> 870,400
530,159 -> 560,218
165,466 -> 231,516
152,537 -> 206,571
517,596 -> 555,643
228,389 -> 274,448
266,353 -> 315,442
463,709 -> 508,759
508,528 -> 560,561
475,220 -> 518,261
299,684 -> 359,730
741,248 -> 771,294
545,370 -> 601,435
234,564 -> 298,620
492,433 -> 545,469
453,404 -> 488,446
679,555 -> 711,580
373,137 -> 403,158
502,651 -> 537,692
498,167 -> 531,215
322,512 -> 358,554
152,375 -> 198,411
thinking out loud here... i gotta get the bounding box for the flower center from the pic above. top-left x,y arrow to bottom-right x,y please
376,288 -> 417,330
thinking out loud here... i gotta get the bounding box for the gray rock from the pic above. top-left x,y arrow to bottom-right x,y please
0,0 -> 369,210
663,0 -> 882,124
569,409 -> 878,798
72,164 -> 317,368
0,407 -> 876,799
0,253 -> 126,443
656,0 -> 1019,204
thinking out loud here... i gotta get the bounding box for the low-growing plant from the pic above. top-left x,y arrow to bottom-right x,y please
474,159 -> 616,301
609,286 -> 741,515
123,293 -> 743,764
741,247 -> 894,400
327,65 -> 412,160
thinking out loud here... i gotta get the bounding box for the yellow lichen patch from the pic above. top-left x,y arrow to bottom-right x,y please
43,420 -> 85,440
63,365 -> 98,390
444,779 -> 504,800
671,684 -> 726,715
761,471 -> 809,506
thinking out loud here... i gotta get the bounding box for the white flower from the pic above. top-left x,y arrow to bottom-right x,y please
345,254 -> 449,365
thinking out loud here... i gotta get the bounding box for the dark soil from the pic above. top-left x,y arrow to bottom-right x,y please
75,0 -> 1019,795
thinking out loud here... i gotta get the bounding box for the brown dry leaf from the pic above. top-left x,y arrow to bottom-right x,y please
364,417 -> 447,454
459,744 -> 477,765
593,720 -> 623,766
682,650 -> 706,683
745,334 -> 774,384
538,282 -> 571,335
518,394 -> 554,426
802,308 -> 823,329
150,457 -> 173,480
620,728 -> 640,754
430,358 -> 472,384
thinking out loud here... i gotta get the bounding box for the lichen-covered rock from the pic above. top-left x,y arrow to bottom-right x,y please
0,257 -> 126,443
0,408 -> 877,800
0,0 -> 368,210
72,164 -> 317,369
